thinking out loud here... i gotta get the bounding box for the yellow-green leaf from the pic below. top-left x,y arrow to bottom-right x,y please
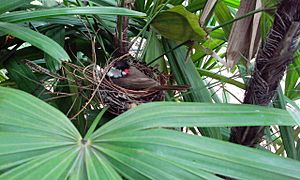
151,5 -> 207,42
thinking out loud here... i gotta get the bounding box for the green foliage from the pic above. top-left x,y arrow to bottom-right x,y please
0,0 -> 32,14
0,7 -> 146,23
151,5 -> 207,42
1,87 -> 300,179
1,0 -> 300,178
0,22 -> 70,68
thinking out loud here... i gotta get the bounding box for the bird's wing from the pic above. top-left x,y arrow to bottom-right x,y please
112,67 -> 159,90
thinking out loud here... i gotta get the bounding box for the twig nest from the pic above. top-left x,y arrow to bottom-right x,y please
95,55 -> 166,115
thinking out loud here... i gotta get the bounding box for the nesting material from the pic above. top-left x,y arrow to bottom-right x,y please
84,54 -> 167,115
26,54 -> 183,115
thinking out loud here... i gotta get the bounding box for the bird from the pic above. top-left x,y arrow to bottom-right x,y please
107,61 -> 189,91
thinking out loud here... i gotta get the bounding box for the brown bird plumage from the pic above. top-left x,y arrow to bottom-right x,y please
111,66 -> 189,91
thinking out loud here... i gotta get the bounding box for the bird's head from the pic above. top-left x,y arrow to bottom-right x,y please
114,61 -> 130,71
107,61 -> 130,78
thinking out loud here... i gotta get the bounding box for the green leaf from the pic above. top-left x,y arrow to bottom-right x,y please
297,139 -> 300,160
134,0 -> 145,12
44,26 -> 66,71
1,87 -> 300,179
198,68 -> 246,90
96,129 -> 300,179
0,22 -> 70,66
162,39 -> 221,139
94,101 -> 297,136
151,5 -> 207,42
143,31 -> 166,71
186,0 -> 206,12
0,87 -> 81,174
162,39 -> 213,103
191,38 -> 224,62
1,47 -> 44,93
274,89 -> 298,159
0,0 -> 32,14
224,0 -> 240,8
285,55 -> 300,99
213,0 -> 234,38
0,69 -> 8,83
0,7 -> 146,23
84,107 -> 108,139
5,59 -> 39,93
90,0 -> 117,6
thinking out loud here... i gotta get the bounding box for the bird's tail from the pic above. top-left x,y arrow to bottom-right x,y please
147,85 -> 190,91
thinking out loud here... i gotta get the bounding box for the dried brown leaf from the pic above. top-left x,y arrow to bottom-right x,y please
200,0 -> 218,26
226,0 -> 256,68
248,0 -> 262,60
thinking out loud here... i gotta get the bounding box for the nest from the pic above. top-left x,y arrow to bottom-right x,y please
65,54 -> 167,115
98,60 -> 166,114
24,53 -> 175,115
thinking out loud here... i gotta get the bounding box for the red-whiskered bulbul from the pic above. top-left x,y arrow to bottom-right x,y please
107,61 -> 189,91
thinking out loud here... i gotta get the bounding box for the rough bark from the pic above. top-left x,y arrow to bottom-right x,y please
230,0 -> 300,147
